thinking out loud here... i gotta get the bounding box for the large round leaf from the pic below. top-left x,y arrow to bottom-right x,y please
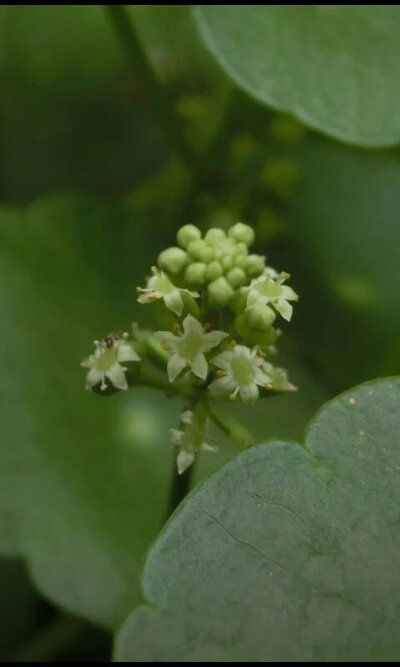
116,378 -> 400,661
196,6 -> 400,147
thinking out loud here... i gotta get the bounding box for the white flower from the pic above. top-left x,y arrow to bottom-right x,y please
246,271 -> 298,321
155,314 -> 228,382
209,344 -> 272,403
137,266 -> 198,317
170,410 -> 217,475
262,360 -> 297,393
81,333 -> 140,391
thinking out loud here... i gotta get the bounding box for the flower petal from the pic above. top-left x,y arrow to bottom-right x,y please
117,342 -> 140,363
182,314 -> 202,335
180,410 -> 193,425
137,290 -> 154,304
167,354 -> 186,382
201,441 -> 218,452
182,288 -> 200,298
239,383 -> 259,403
105,363 -> 128,390
85,367 -> 103,389
192,353 -> 208,380
154,330 -> 178,344
170,428 -> 183,446
282,285 -> 298,301
210,351 -> 232,371
247,288 -> 266,306
177,449 -> 195,475
209,375 -> 236,395
254,368 -> 272,385
203,330 -> 228,348
164,289 -> 184,316
274,297 -> 293,321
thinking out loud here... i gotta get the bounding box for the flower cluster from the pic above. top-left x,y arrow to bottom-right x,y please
82,223 -> 298,473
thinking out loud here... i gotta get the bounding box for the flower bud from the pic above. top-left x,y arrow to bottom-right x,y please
181,290 -> 200,318
228,223 -> 255,246
234,254 -> 247,269
187,239 -> 213,263
226,267 -> 246,288
184,262 -> 207,285
208,276 -> 234,307
204,228 -> 226,245
177,224 -> 201,249
245,254 -> 265,277
234,241 -> 248,256
220,255 -> 234,272
205,260 -> 223,282
214,239 -> 237,261
244,304 -> 276,330
158,247 -> 188,274
235,314 -> 278,346
230,290 -> 247,315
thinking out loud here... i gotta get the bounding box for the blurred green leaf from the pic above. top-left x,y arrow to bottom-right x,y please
0,194 -> 182,628
0,6 -> 169,202
196,6 -> 400,146
293,138 -> 400,336
115,377 -> 400,661
283,137 -> 400,389
0,559 -> 36,659
129,6 -> 221,84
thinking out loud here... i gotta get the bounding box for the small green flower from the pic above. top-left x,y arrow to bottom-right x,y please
210,344 -> 272,403
262,361 -> 297,393
81,334 -> 140,391
155,314 -> 228,382
247,271 -> 298,321
170,410 -> 217,474
137,267 -> 198,317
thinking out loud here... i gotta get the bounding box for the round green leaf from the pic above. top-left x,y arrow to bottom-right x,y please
195,6 -> 400,147
116,378 -> 400,661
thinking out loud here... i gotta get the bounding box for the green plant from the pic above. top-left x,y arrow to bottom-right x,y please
0,5 -> 399,662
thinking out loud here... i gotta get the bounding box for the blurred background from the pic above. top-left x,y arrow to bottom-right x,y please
0,5 -> 399,661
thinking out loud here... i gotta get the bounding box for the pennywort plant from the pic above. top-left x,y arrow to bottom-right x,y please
82,222 -> 298,484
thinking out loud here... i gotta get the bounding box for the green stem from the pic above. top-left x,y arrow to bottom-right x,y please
128,360 -> 189,396
12,614 -> 84,662
208,403 -> 254,450
106,5 -> 196,170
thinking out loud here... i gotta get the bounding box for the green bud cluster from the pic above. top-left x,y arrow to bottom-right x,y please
151,223 -> 299,352
158,223 -> 266,309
